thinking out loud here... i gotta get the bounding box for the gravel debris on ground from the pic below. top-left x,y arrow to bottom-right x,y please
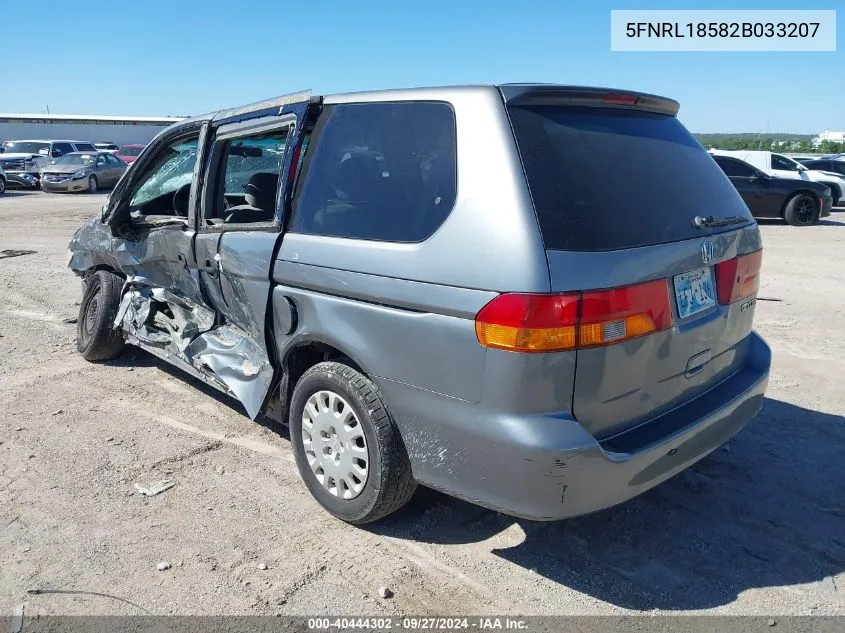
0,193 -> 843,617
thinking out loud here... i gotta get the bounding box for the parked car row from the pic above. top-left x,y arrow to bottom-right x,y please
0,139 -> 146,191
710,149 -> 842,225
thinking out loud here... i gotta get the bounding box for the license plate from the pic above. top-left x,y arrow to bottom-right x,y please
673,267 -> 716,319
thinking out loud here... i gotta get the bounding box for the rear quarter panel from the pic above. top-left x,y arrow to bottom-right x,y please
272,86 -> 551,402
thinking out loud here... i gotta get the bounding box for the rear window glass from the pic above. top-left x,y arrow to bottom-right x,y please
508,106 -> 753,251
291,102 -> 457,243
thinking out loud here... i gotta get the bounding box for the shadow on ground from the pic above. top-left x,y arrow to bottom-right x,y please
121,349 -> 289,438
372,398 -> 845,611
756,217 -> 843,227
113,346 -> 844,610
0,190 -> 38,198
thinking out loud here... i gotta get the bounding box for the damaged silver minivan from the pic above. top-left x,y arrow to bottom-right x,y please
69,86 -> 771,524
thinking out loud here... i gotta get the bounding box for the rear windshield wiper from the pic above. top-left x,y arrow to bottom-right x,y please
693,215 -> 749,228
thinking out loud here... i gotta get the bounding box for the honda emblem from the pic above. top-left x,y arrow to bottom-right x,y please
701,241 -> 714,264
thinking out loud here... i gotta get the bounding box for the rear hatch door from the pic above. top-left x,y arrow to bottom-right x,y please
504,87 -> 761,439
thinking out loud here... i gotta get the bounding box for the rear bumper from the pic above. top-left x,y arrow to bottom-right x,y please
383,331 -> 770,521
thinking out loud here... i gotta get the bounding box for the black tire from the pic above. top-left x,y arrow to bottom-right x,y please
289,361 -> 417,524
77,270 -> 125,361
0,176 -> 5,195
87,175 -> 98,194
783,192 -> 819,226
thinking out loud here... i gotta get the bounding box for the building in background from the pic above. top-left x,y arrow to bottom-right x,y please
813,130 -> 845,148
0,113 -> 185,146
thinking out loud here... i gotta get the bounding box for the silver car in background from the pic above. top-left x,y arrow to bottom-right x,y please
41,151 -> 127,193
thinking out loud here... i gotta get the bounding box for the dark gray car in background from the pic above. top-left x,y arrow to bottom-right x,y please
68,85 -> 770,524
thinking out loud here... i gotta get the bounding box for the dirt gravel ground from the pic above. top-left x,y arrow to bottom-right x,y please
0,190 -> 843,617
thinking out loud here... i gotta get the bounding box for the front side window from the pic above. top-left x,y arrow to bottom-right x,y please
207,129 -> 288,224
129,137 -> 198,217
291,102 -> 457,242
771,154 -> 799,171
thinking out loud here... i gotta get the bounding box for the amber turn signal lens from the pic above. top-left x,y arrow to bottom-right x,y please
475,279 -> 672,353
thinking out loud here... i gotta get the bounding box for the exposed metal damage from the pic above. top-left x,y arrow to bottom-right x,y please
113,280 -> 273,419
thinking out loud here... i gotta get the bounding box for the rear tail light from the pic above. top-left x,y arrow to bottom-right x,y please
579,280 -> 672,348
475,293 -> 579,352
475,279 -> 672,353
715,250 -> 762,305
288,143 -> 302,185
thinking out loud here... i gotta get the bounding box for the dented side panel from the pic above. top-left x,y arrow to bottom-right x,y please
185,324 -> 274,419
112,279 -> 272,419
216,231 -> 280,348
67,98 -> 314,421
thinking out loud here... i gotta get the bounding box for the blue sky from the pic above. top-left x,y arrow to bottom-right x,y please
4,0 -> 842,133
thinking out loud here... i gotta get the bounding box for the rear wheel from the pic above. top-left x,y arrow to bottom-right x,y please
77,270 -> 125,361
87,175 -> 98,194
783,193 -> 818,226
289,361 -> 416,524
0,177 -> 5,195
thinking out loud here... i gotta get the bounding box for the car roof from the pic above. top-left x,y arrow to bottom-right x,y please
182,84 -> 678,122
159,84 -> 681,140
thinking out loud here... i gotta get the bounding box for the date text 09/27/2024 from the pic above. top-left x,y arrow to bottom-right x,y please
307,617 -> 529,630
625,22 -> 820,39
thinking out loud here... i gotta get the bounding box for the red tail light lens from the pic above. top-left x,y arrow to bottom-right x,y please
603,93 -> 639,105
475,280 -> 673,353
475,293 -> 579,352
288,143 -> 302,185
715,250 -> 762,305
579,279 -> 672,348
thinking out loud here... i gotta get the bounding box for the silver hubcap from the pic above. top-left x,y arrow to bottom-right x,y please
89,177 -> 97,193
301,390 -> 369,499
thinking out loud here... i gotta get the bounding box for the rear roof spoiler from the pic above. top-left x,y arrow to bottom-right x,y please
498,84 -> 680,116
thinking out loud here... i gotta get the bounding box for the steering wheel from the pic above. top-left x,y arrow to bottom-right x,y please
172,183 -> 191,217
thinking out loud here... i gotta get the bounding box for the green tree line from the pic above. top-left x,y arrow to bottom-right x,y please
694,133 -> 845,155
